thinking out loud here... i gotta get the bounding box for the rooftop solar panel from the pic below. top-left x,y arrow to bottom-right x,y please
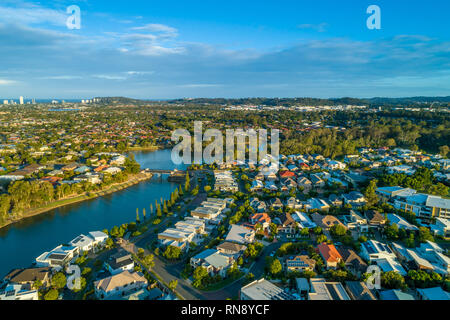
6,290 -> 16,297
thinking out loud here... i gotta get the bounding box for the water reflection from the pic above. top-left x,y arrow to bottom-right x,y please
0,149 -> 185,277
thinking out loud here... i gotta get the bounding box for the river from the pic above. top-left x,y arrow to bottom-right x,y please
0,149 -> 185,277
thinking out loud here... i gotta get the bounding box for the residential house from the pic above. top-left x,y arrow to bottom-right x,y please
249,213 -> 271,230
317,243 -> 343,269
430,217 -> 450,238
342,210 -> 369,233
105,249 -> 135,275
337,247 -> 368,276
360,240 -> 396,262
216,242 -> 247,257
307,278 -> 351,300
225,225 -> 255,245
276,212 -> 298,234
250,198 -> 267,213
310,174 -> 325,188
417,287 -> 450,301
190,249 -> 234,277
94,271 -> 148,300
365,210 -> 386,227
327,194 -> 343,207
291,211 -> 317,229
305,198 -> 330,212
387,214 -> 419,231
380,289 -> 415,300
342,191 -> 366,207
0,284 -> 38,300
270,198 -> 284,211
345,281 -> 377,300
286,256 -> 316,272
250,180 -> 264,192
3,267 -> 52,288
297,177 -> 312,193
35,245 -> 79,268
286,197 -> 302,210
312,213 -> 346,232
240,279 -> 294,300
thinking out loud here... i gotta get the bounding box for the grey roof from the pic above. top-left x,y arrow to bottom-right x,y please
380,289 -> 415,301
417,287 -> 450,300
241,279 -> 294,300
192,249 -> 217,260
426,196 -> 450,210
345,281 -> 377,300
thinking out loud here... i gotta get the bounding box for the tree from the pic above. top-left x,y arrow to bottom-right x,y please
163,246 -> 182,260
143,254 -> 155,268
407,270 -> 442,289
381,271 -> 406,289
330,225 -> 347,237
385,224 -> 399,240
364,179 -> 379,206
267,258 -> 282,276
136,208 -> 140,223
313,227 -> 323,235
192,266 -> 209,288
405,233 -> 415,248
418,227 -> 434,243
143,208 -> 147,220
300,228 -> 310,237
51,272 -> 67,290
316,234 -> 328,244
185,173 -> 190,192
33,279 -> 43,290
204,186 -> 212,193
269,223 -> 279,235
44,289 -> 59,300
0,194 -> 11,221
169,280 -> 178,292
156,202 -> 162,218
137,248 -> 145,259
439,145 -> 449,157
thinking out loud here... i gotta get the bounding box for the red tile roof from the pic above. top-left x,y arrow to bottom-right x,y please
317,243 -> 342,263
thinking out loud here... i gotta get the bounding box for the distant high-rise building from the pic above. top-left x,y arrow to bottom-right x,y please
2,100 -> 8,105
19,96 -> 24,105
32,98 -> 36,104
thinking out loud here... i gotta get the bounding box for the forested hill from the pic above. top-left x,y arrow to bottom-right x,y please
93,96 -> 450,107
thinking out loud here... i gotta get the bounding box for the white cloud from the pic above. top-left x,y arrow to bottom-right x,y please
40,75 -> 83,80
131,23 -> 178,35
93,75 -> 127,80
0,3 -> 67,27
0,79 -> 17,85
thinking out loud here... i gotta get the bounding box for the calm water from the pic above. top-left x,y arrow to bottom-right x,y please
0,149 -> 185,277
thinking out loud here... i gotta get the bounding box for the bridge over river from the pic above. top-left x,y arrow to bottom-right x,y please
143,168 -> 188,182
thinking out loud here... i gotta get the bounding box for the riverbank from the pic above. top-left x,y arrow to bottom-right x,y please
0,171 -> 153,230
127,145 -> 160,152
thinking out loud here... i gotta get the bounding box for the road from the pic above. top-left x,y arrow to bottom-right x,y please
124,170 -> 286,300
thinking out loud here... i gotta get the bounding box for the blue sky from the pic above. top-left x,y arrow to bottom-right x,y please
0,0 -> 449,99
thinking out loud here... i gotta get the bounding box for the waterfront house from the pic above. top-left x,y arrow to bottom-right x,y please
105,249 -> 135,275
94,271 -> 148,300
